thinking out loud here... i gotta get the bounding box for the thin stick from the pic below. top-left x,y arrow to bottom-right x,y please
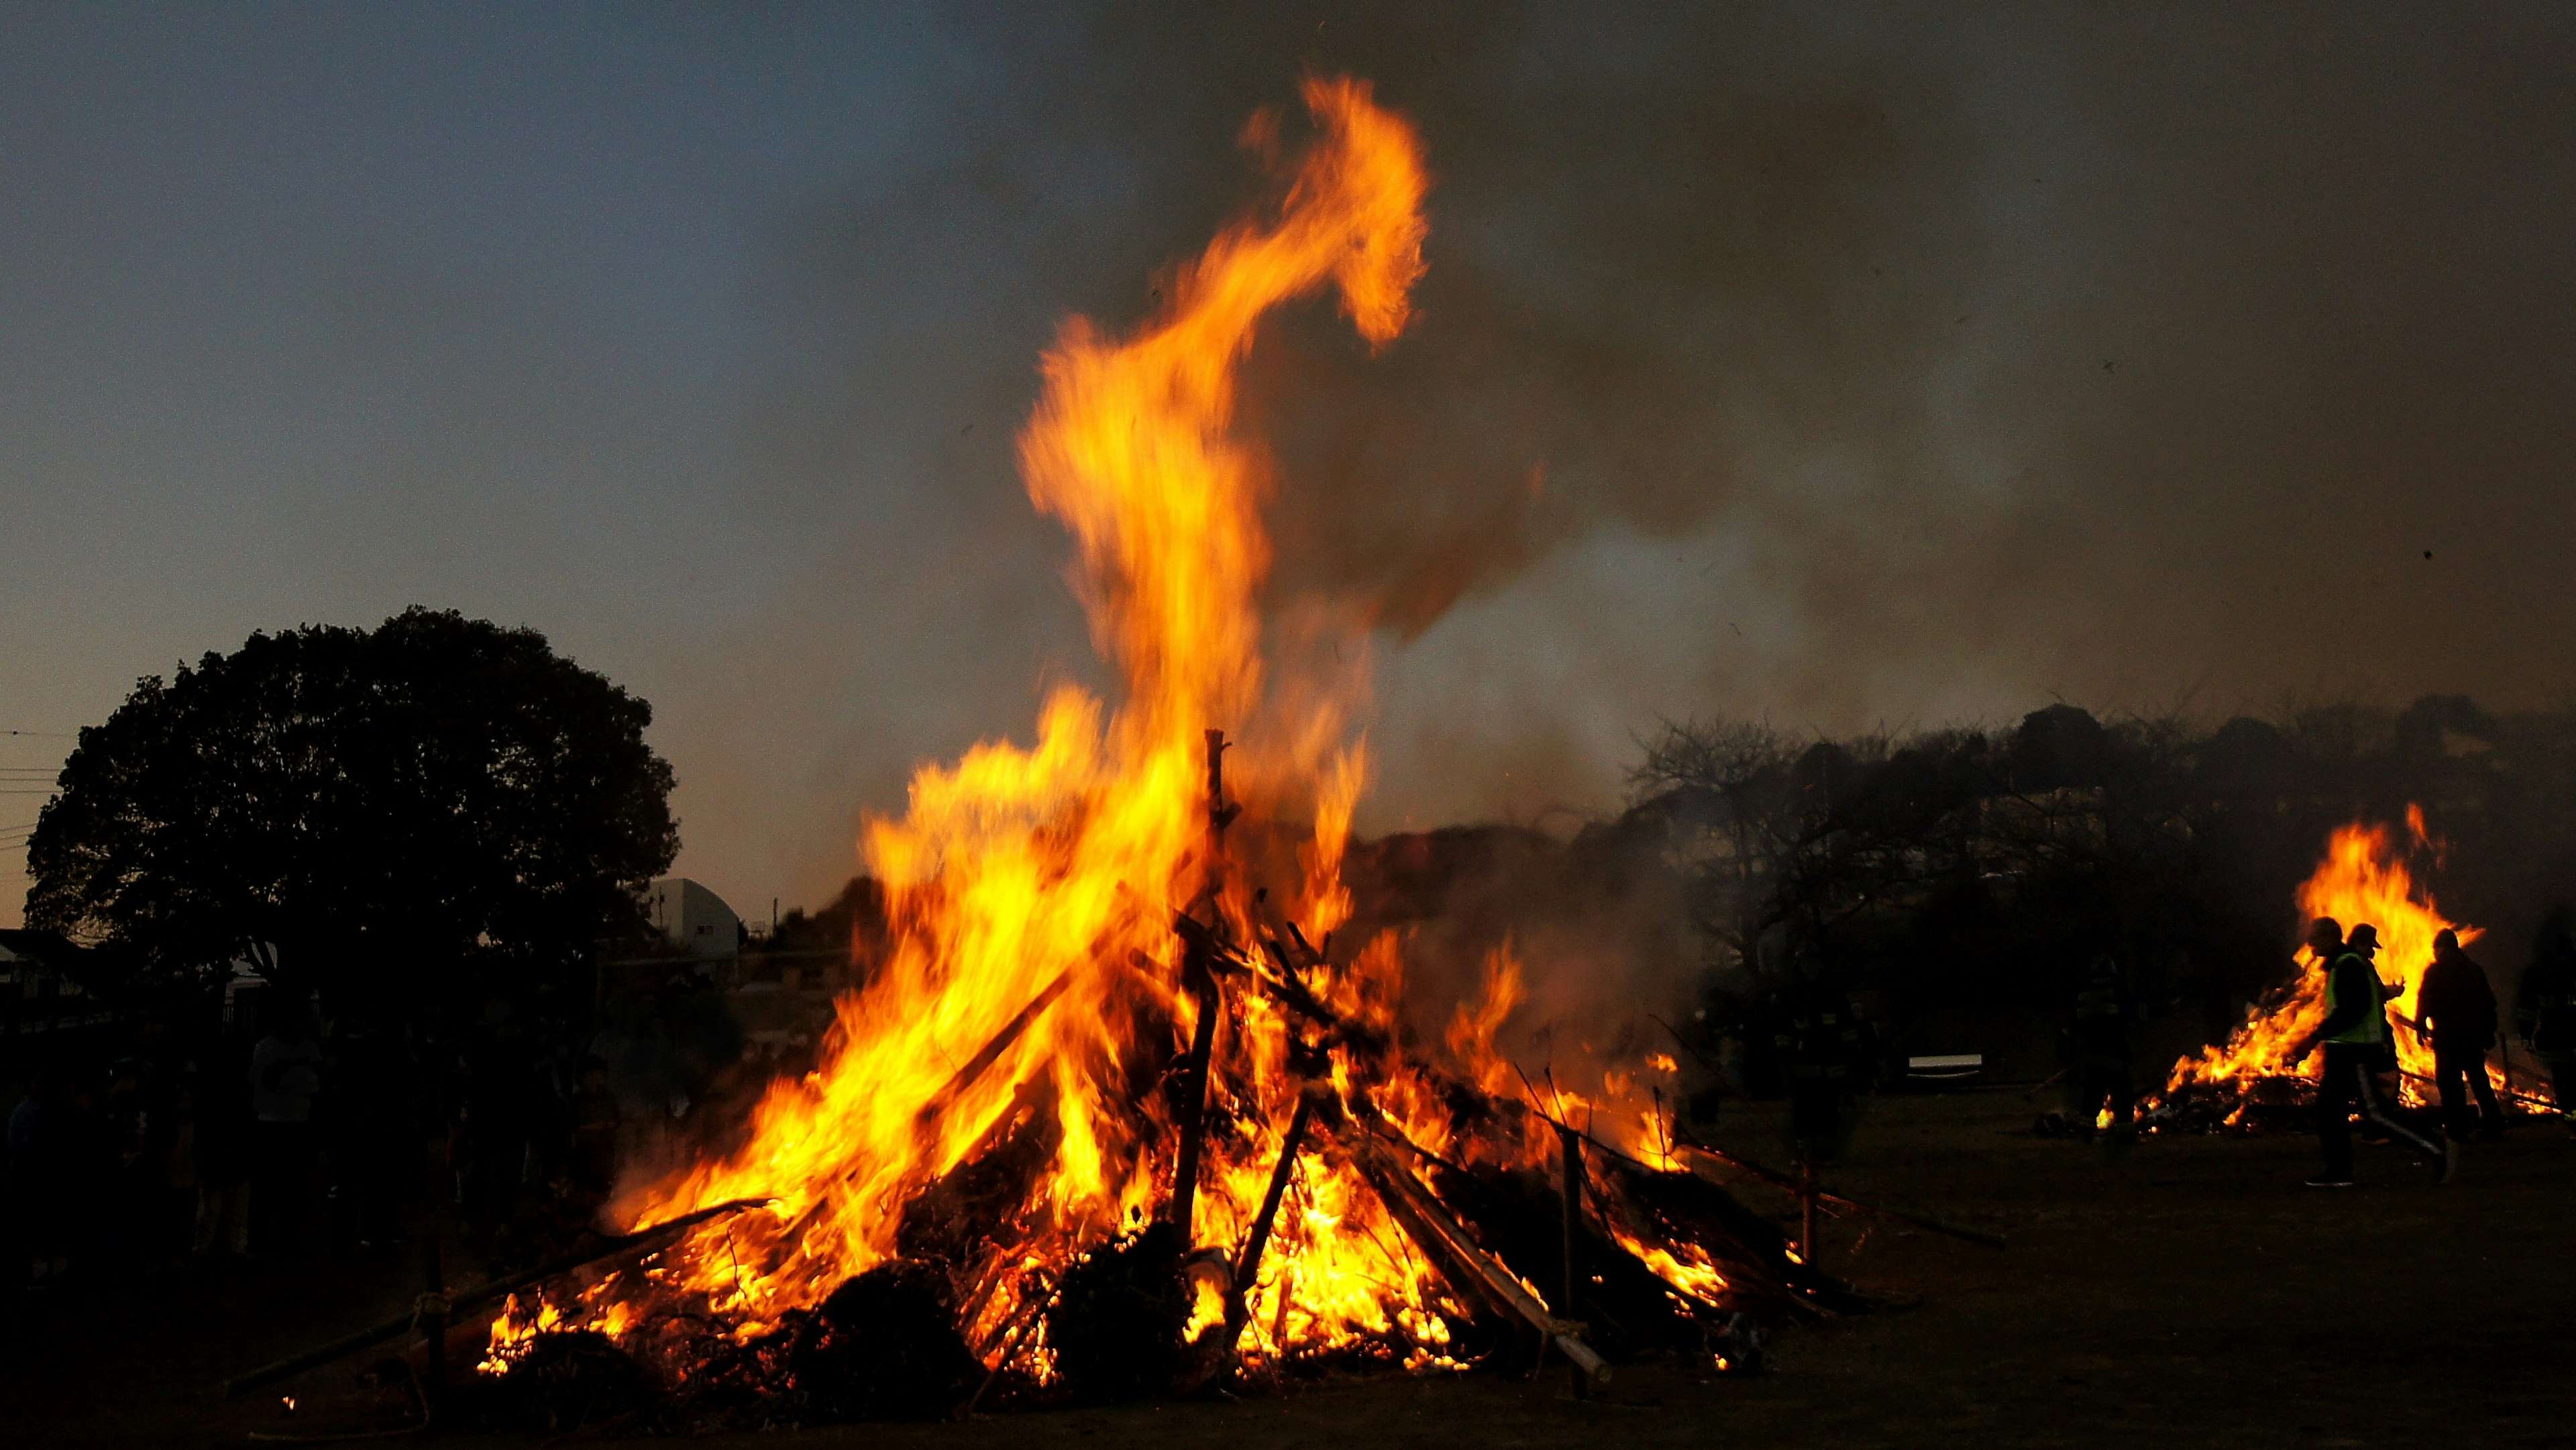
1649,1014 -> 1725,1082
1267,1244 -> 1298,1357
721,1229 -> 750,1311
1167,937 -> 1224,1242
956,1274 -> 1057,1420
1664,1128 -> 2004,1249
914,974 -> 1073,1130
1222,1088 -> 1318,1356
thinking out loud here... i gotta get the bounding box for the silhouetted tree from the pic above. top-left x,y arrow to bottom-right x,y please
23,609 -> 677,1021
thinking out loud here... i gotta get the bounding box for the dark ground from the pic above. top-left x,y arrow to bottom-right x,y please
11,1087 -> 2569,1449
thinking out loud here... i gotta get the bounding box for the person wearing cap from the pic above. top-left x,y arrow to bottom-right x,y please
2418,927 -> 2503,1142
2065,951 -> 2139,1139
2292,919 -> 2455,1186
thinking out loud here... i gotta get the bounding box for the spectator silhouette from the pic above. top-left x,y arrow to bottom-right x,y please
250,1004 -> 323,1256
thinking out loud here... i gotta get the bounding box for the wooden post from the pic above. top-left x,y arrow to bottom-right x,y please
1348,1131 -> 1611,1389
1557,1121 -> 1587,1399
419,1234 -> 447,1417
1169,729 -> 1238,1245
1169,940 -> 1221,1243
1204,729 -> 1236,860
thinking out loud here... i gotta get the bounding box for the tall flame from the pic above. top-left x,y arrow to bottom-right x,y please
2167,813 -> 2485,1108
484,78 -> 1492,1374
484,77 -> 1727,1389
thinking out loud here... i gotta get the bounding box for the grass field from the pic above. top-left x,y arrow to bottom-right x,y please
13,1086 -> 2566,1448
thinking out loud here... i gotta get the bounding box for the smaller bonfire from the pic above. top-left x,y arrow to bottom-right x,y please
2157,808 -> 2555,1128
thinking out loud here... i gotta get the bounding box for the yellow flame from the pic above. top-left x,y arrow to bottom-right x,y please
2165,813 -> 2532,1110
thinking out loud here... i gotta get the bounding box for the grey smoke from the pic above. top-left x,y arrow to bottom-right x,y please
9,5 -> 2574,930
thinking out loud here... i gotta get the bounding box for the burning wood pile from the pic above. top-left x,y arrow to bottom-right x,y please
2150,809 -> 2557,1130
453,77 -> 1858,1428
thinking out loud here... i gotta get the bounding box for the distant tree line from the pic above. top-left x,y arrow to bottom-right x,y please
1626,696 -> 2576,1036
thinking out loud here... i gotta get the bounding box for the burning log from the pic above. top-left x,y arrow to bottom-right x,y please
1166,727 -> 1236,1243
1219,1078 -> 1320,1359
957,1271 -> 1057,1419
914,972 -> 1073,1133
1165,931 -> 1224,1241
222,1198 -> 772,1400
1398,1136 -> 1792,1350
1344,1125 -> 1613,1388
898,1078 -> 1064,1265
1555,1122 -> 1587,1396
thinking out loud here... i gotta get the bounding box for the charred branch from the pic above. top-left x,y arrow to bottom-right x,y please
223,1198 -> 774,1399
1344,1127 -> 1612,1388
1219,1078 -> 1321,1359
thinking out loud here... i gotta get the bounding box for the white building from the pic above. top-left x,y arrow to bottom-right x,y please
643,877 -> 743,958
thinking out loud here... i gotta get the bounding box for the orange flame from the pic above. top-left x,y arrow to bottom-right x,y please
2167,813 -> 2481,1108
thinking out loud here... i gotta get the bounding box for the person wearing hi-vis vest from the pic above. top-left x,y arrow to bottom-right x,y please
2291,918 -> 2456,1187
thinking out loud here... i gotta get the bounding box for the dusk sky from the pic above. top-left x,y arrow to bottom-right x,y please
8,5 -> 2576,927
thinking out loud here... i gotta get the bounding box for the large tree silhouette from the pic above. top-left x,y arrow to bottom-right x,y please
24,609 -> 677,1014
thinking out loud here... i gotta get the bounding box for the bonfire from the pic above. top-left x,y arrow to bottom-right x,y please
466,78 -> 1850,1421
2160,807 -> 2557,1125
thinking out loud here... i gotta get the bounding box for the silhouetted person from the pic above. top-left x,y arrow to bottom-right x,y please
2065,951 -> 2139,1135
104,1055 -> 158,1272
463,996 -> 533,1243
193,1023 -> 255,1257
131,1018 -> 195,1261
9,1064 -> 73,1284
250,1005 -> 323,1255
2294,919 -> 2452,1186
2517,907 -> 2576,1137
330,1021 -> 415,1254
1773,944 -> 1862,1165
2420,928 -> 2502,1142
568,1056 -> 621,1206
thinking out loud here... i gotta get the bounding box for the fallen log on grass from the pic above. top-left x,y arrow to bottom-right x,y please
1669,1127 -> 2005,1250
221,1198 -> 775,1400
